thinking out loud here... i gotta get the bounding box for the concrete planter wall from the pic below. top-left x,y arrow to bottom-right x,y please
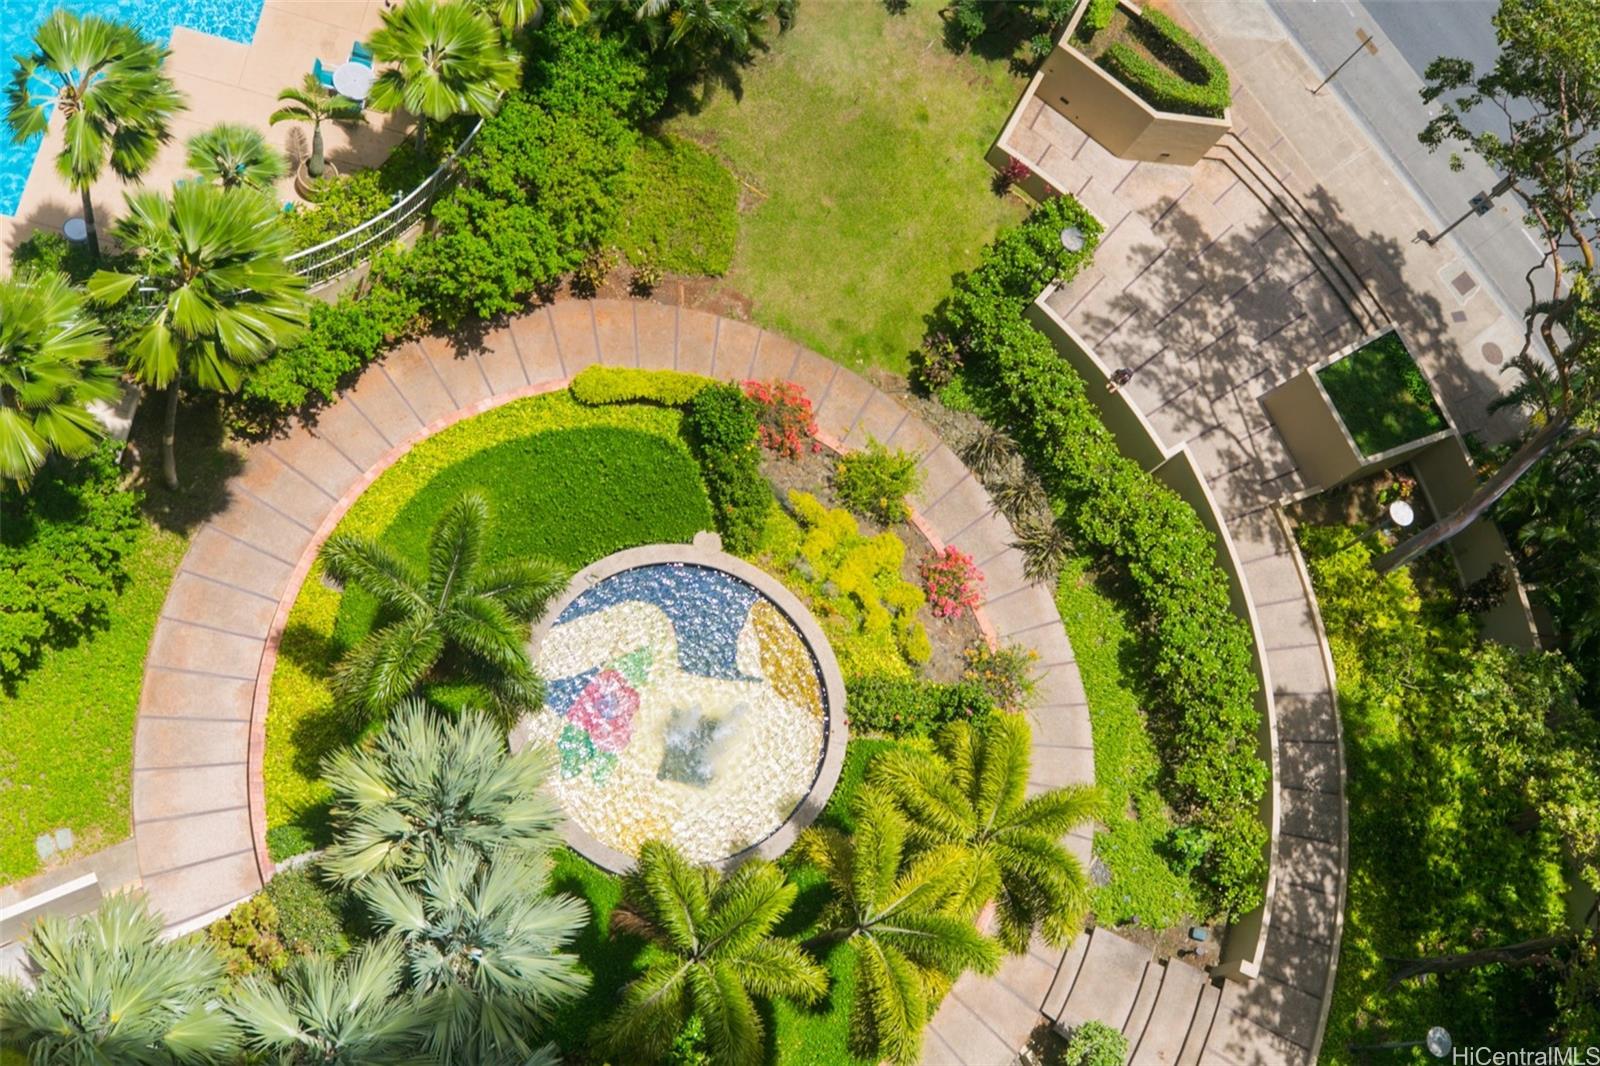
1029,0 -> 1231,167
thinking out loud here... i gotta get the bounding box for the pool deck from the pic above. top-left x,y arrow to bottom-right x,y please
1,0 -> 408,255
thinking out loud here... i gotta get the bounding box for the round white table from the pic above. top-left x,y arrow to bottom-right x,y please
332,61 -> 375,101
63,217 -> 87,243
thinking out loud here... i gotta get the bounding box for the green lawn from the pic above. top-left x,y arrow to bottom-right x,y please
1054,557 -> 1202,929
618,134 -> 739,276
667,0 -> 1027,372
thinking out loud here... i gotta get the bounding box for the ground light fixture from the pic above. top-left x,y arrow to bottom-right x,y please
1389,499 -> 1415,528
1060,225 -> 1087,253
1346,1024 -> 1452,1056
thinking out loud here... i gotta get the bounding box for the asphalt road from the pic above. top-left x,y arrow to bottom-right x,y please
1262,0 -> 1548,326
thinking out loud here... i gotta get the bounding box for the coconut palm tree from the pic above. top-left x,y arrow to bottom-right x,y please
269,75 -> 364,182
869,714 -> 1103,953
799,790 -> 1000,1065
184,122 -> 287,191
322,698 -> 563,883
5,11 -> 184,259
359,846 -> 589,1062
596,840 -> 828,1066
0,893 -> 239,1064
228,938 -> 433,1065
0,268 -> 119,485
319,492 -> 567,727
85,183 -> 306,490
369,0 -> 519,150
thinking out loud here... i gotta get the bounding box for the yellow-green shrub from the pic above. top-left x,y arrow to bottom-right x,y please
570,365 -> 711,407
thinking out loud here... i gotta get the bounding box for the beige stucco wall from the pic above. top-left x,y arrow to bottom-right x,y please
1262,371 -> 1363,490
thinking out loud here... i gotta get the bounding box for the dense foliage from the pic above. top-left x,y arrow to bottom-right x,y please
843,675 -> 993,736
832,437 -> 921,525
571,364 -> 712,406
1316,330 -> 1445,456
0,446 -> 141,682
1062,1020 -> 1129,1066
934,195 -> 1266,917
685,383 -> 774,553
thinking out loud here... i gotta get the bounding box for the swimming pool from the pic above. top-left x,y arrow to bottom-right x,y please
0,0 -> 266,216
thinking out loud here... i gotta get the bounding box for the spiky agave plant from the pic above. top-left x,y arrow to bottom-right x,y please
869,714 -> 1103,952
321,698 -> 563,884
597,840 -> 828,1066
0,893 -> 239,1064
359,846 -> 589,1062
798,790 -> 1000,1066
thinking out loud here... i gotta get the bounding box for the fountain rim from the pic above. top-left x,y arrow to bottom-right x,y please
511,532 -> 849,874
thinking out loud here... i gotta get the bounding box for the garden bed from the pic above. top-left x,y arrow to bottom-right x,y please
1071,0 -> 1229,119
1316,330 -> 1447,457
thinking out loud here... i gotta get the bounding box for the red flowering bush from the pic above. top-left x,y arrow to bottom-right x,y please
920,546 -> 984,618
742,379 -> 819,459
995,156 -> 1032,194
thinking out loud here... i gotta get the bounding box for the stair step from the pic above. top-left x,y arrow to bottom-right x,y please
1042,930 -> 1092,1022
1057,928 -> 1153,1032
1121,960 -> 1165,1045
1128,961 -> 1208,1066
1175,980 -> 1223,1066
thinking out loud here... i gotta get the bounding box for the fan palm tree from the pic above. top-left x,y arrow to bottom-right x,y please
596,840 -> 828,1066
369,0 -> 519,150
0,893 -> 239,1064
0,268 -> 119,485
319,492 -> 567,727
473,0 -> 590,34
799,790 -> 1000,1066
5,11 -> 184,259
269,75 -> 364,181
228,937 -> 433,1065
360,846 -> 589,1062
184,122 -> 287,191
85,182 -> 306,490
869,715 -> 1103,953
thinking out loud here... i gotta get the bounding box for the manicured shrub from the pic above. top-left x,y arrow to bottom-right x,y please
684,383 -> 772,553
263,865 -> 354,957
1096,10 -> 1230,118
1080,0 -> 1117,35
743,379 -> 819,459
570,365 -> 711,407
920,545 -> 984,618
285,170 -> 393,250
0,446 -> 142,683
1063,1020 -> 1128,1066
844,675 -> 994,736
833,437 -> 922,524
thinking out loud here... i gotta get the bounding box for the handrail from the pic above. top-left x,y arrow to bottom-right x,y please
284,116 -> 486,289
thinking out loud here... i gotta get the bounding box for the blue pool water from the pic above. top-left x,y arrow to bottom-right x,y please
0,0 -> 267,216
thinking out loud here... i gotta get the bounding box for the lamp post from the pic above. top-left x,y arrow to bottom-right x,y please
1312,28 -> 1379,95
1348,1025 -> 1453,1058
1422,174 -> 1517,246
1343,499 -> 1416,556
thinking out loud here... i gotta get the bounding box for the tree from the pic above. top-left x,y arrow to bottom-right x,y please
1380,0 -> 1600,573
799,790 -> 1001,1065
869,715 -> 1102,953
359,846 -> 589,1062
596,840 -> 828,1066
269,75 -> 364,182
86,183 -> 306,490
228,938 -> 433,1065
318,492 -> 566,726
5,11 -> 184,259
184,122 -> 287,190
0,268 -> 118,485
0,894 -> 239,1064
369,0 -> 519,150
599,0 -> 780,82
471,0 -> 591,35
322,698 -> 563,883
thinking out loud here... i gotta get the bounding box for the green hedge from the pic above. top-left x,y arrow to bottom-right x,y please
843,675 -> 994,736
939,196 -> 1266,916
684,383 -> 772,554
570,365 -> 712,407
1098,10 -> 1229,118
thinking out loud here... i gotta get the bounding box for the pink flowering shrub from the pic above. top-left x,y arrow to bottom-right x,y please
742,379 -> 819,459
920,546 -> 984,618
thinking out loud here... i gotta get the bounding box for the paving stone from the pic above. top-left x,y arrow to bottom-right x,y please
1278,740 -> 1340,794
226,460 -> 331,540
263,431 -> 362,501
1253,595 -> 1317,646
1029,746 -> 1096,791
308,388 -> 398,473
1028,705 -> 1094,750
950,966 -> 1046,1049
883,406 -> 943,457
1058,928 -> 1151,1029
1216,976 -> 1322,1056
135,717 -> 249,770
1024,624 -> 1075,669
161,572 -> 276,640
136,808 -> 253,876
1242,553 -> 1304,605
147,621 -> 266,680
179,528 -> 292,601
341,355 -> 425,446
1034,660 -> 1089,711
1269,884 -> 1339,946
1273,690 -> 1338,742
1278,786 -> 1341,845
139,850 -> 259,927
634,301 -> 677,369
508,307 -> 565,380
990,940 -> 1064,1008
592,300 -> 638,366
947,517 -> 1022,585
134,764 -> 250,822
1265,645 -> 1329,697
676,308 -> 719,376
710,317 -> 761,380
416,333 -> 493,408
1260,926 -> 1334,999
843,388 -> 909,450
138,670 -> 253,722
1201,1003 -> 1312,1066
922,994 -> 1015,1066
377,346 -> 460,427
1129,960 -> 1208,1065
475,324 -> 530,394
548,301 -> 600,376
1277,836 -> 1340,897
811,367 -> 876,442
921,477 -> 990,537
749,331 -> 802,383
207,493 -> 313,565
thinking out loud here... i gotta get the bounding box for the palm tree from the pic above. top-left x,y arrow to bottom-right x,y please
472,0 -> 591,34
596,840 -> 828,1066
0,268 -> 119,485
606,0 -> 777,77
184,122 -> 287,191
228,938 -> 433,1065
0,893 -> 239,1064
360,846 -> 589,1062
5,11 -> 184,259
269,75 -> 364,181
319,492 -> 567,726
869,715 -> 1102,953
799,790 -> 1000,1066
85,183 -> 306,490
322,698 -> 562,883
369,0 -> 519,150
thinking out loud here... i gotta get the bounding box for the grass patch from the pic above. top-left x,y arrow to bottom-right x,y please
1054,557 -> 1201,929
618,134 -> 739,275
263,393 -> 714,858
667,0 -> 1027,371
1317,331 -> 1446,457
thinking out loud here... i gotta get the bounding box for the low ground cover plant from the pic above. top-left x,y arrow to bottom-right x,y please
1316,330 -> 1447,456
617,134 -> 738,276
832,436 -> 921,524
685,382 -> 774,553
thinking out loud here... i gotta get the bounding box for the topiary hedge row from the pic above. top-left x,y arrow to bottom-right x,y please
1097,9 -> 1229,118
570,365 -> 711,407
937,195 -> 1266,916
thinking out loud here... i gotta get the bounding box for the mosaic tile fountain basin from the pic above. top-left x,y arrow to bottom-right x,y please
512,533 -> 846,872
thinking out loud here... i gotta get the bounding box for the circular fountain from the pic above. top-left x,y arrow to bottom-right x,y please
513,533 -> 846,871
